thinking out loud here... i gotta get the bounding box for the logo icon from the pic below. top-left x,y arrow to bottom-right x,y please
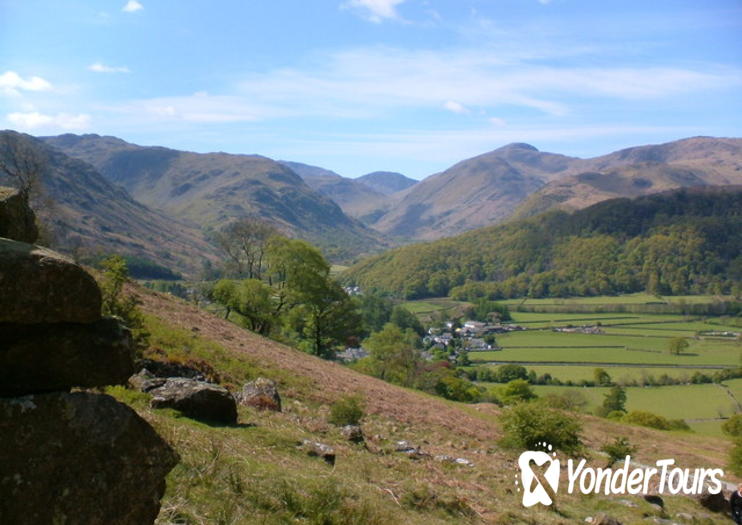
516,442 -> 560,507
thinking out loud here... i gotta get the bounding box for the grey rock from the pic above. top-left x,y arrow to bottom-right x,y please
341,424 -> 364,443
693,489 -> 727,512
0,238 -> 101,324
592,513 -> 622,525
235,377 -> 281,411
300,439 -> 336,465
0,391 -> 178,525
0,187 -> 38,243
0,318 -> 134,395
148,377 -> 237,425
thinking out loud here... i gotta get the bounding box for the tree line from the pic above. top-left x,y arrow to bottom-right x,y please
341,187 -> 742,300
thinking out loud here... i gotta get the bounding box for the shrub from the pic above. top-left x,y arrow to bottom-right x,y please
499,403 -> 582,456
499,379 -> 536,404
621,410 -> 690,431
328,395 -> 365,426
723,414 -> 742,438
600,437 -> 636,466
729,439 -> 742,477
538,390 -> 588,412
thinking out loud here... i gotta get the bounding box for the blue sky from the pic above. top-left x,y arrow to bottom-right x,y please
1,0 -> 741,179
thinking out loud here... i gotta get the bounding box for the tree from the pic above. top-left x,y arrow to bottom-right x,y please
212,278 -> 275,334
593,368 -> 612,385
354,291 -> 394,334
213,217 -> 278,278
389,305 -> 425,336
362,323 -> 421,385
599,385 -> 627,416
494,364 -> 528,383
0,132 -> 44,199
99,255 -> 148,355
668,337 -> 690,355
499,403 -> 583,456
500,379 -> 536,404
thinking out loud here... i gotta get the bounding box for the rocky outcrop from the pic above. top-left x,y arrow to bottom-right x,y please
694,490 -> 727,512
0,187 -> 38,243
0,192 -> 176,525
0,238 -> 101,324
236,377 -> 282,411
148,377 -> 238,425
0,318 -> 134,395
0,392 -> 178,525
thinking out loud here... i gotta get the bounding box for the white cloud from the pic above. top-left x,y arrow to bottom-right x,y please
443,100 -> 469,114
538,0 -> 552,4
0,71 -> 53,96
489,117 -> 507,127
122,1 -> 143,13
88,62 -> 130,74
343,0 -> 405,22
6,111 -> 91,131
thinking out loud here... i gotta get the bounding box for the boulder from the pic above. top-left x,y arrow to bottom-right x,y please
300,440 -> 336,465
0,391 -> 178,525
694,490 -> 727,512
0,238 -> 101,324
592,514 -> 622,525
0,187 -> 38,243
236,377 -> 281,411
341,424 -> 364,444
0,318 -> 134,395
148,377 -> 237,425
138,358 -> 209,381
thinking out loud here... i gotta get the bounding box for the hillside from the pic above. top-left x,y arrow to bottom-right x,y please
514,137 -> 742,219
370,143 -> 580,240
0,131 -> 217,277
126,284 -> 738,523
357,171 -> 418,195
342,186 -> 742,299
41,134 -> 386,262
279,160 -> 390,218
371,138 -> 742,240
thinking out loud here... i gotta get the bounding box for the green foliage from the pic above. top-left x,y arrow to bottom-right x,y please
722,414 -> 742,438
668,337 -> 690,355
493,364 -> 528,383
537,390 -> 588,412
598,385 -> 627,416
390,305 -> 425,336
361,323 -> 421,386
729,439 -> 742,477
499,403 -> 583,456
328,395 -> 365,426
342,189 -> 742,299
593,367 -> 612,386
99,255 -> 148,354
464,299 -> 511,322
354,291 -> 394,334
600,437 -> 636,466
499,379 -> 537,404
621,410 -> 691,431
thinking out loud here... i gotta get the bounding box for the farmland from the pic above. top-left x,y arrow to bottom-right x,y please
409,293 -> 741,436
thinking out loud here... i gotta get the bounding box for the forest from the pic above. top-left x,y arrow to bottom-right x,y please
341,187 -> 742,300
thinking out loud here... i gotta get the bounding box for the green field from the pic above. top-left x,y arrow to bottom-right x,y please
528,384 -> 737,420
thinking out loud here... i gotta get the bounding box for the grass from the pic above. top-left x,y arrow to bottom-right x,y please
528,384 -> 736,421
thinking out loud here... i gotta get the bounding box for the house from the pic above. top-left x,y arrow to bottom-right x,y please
337,347 -> 368,362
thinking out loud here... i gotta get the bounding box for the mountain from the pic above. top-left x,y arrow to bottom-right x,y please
0,131 -> 217,277
41,134 -> 386,262
356,171 -> 417,195
370,143 -> 578,240
513,137 -> 742,219
343,186 -> 742,299
278,160 -> 389,219
369,137 -> 742,241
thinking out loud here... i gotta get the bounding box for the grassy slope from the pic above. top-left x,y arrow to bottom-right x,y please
108,285 -> 741,524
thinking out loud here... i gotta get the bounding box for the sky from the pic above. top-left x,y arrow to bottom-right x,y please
1,0 -> 741,180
